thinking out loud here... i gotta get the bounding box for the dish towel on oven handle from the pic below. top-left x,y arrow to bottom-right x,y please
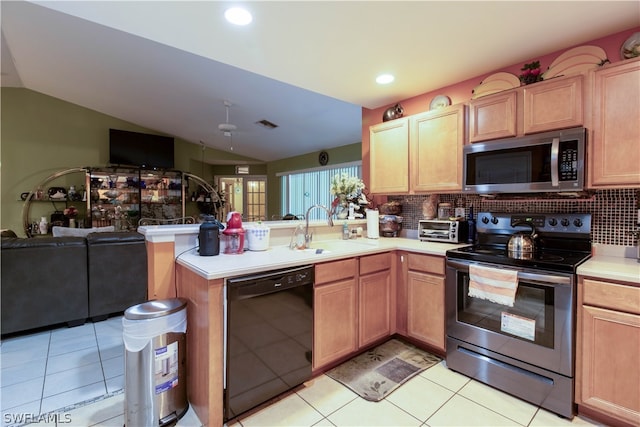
468,263 -> 519,307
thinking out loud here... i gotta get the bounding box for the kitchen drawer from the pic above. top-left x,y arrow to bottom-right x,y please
315,258 -> 357,285
407,253 -> 445,275
359,252 -> 391,275
583,278 -> 640,315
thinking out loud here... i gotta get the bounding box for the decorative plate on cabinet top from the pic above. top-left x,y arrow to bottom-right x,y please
471,72 -> 520,99
541,45 -> 608,79
429,95 -> 451,110
621,32 -> 640,59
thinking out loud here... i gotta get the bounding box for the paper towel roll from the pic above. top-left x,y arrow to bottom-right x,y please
366,209 -> 379,239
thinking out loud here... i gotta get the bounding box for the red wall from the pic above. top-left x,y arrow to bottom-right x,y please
361,26 -> 640,201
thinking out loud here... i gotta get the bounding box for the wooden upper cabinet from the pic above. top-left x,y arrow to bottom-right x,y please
468,91 -> 517,143
523,75 -> 583,134
468,74 -> 584,143
589,58 -> 640,188
369,118 -> 409,194
410,104 -> 465,192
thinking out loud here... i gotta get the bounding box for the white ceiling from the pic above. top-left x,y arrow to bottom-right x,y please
2,1 -> 638,163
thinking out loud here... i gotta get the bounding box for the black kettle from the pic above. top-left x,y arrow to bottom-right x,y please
199,215 -> 224,256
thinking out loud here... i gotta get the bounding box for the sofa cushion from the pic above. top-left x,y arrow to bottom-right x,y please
86,231 -> 145,244
86,231 -> 148,319
1,236 -> 86,249
1,237 -> 88,335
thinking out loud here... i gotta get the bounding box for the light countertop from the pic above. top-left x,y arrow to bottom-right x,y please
577,255 -> 640,284
139,223 -> 639,284
175,237 -> 468,280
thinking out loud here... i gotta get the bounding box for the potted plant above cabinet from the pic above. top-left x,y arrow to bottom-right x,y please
369,104 -> 466,195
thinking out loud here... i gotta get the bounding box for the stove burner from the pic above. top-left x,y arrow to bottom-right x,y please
446,211 -> 591,272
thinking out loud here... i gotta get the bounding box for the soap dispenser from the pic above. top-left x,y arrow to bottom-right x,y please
294,224 -> 306,249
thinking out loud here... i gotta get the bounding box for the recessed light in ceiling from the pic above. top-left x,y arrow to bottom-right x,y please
376,74 -> 395,84
225,7 -> 253,26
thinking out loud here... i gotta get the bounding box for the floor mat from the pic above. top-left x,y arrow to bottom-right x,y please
326,338 -> 441,402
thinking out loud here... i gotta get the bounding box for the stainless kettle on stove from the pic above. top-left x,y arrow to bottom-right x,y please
508,221 -> 537,259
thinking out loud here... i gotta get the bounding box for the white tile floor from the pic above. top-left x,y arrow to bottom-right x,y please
1,317 -> 601,427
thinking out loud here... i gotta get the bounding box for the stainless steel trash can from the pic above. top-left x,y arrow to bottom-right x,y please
123,298 -> 188,426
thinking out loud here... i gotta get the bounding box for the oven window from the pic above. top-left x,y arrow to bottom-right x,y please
457,273 -> 554,348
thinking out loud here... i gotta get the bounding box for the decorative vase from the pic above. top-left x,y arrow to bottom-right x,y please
335,195 -> 349,219
422,194 -> 438,219
39,216 -> 48,235
69,218 -> 76,228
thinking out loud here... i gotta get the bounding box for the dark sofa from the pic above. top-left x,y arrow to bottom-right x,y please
1,232 -> 148,335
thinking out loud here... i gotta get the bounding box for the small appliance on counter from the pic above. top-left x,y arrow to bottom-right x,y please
198,215 -> 224,256
379,215 -> 403,237
419,219 -> 468,243
222,212 -> 245,254
245,222 -> 270,251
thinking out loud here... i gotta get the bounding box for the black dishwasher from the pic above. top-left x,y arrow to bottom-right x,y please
224,265 -> 314,421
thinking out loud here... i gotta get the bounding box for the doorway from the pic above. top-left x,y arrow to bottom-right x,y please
216,175 -> 267,222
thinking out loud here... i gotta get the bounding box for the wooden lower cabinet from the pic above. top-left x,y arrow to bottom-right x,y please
359,253 -> 393,348
406,270 -> 445,351
576,276 -> 640,426
313,258 -> 358,370
400,252 -> 446,352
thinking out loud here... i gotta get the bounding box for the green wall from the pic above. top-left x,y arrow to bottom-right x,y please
0,88 -> 259,236
1,88 -> 362,235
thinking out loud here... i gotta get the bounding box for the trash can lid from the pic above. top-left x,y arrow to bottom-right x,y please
124,298 -> 188,320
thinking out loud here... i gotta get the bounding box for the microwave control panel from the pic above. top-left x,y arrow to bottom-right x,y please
559,140 -> 578,181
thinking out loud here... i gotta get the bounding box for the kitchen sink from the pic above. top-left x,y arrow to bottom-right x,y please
294,239 -> 374,254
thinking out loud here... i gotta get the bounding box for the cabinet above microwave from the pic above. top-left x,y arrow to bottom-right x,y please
468,74 -> 584,143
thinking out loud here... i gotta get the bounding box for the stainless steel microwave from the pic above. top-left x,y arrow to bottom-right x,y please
463,127 -> 586,194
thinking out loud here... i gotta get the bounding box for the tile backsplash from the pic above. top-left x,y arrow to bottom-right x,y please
388,189 -> 639,247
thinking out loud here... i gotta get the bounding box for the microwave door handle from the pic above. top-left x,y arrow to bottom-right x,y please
550,137 -> 560,187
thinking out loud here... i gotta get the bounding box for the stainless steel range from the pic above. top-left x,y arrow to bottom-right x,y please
445,212 -> 592,419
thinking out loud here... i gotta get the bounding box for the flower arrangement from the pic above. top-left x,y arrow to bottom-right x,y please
330,173 -> 365,198
519,60 -> 543,85
63,206 -> 78,218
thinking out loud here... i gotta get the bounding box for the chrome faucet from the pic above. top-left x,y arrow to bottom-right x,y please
305,204 -> 334,247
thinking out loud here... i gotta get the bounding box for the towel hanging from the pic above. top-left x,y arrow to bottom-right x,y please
468,264 -> 519,307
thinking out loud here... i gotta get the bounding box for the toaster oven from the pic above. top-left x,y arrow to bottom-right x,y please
419,219 -> 468,243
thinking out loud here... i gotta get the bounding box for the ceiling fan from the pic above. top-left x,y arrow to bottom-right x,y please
218,100 -> 237,137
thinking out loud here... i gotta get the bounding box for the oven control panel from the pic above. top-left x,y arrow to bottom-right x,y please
477,212 -> 591,234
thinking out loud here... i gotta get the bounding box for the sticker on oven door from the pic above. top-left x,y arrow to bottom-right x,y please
501,312 -> 535,341
154,341 -> 179,394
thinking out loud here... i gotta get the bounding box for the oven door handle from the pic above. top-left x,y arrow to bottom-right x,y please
517,271 -> 571,286
447,259 -> 572,286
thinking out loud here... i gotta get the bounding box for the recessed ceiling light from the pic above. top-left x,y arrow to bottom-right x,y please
225,7 -> 252,26
376,74 -> 395,84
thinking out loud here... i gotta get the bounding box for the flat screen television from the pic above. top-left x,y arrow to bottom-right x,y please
109,129 -> 174,169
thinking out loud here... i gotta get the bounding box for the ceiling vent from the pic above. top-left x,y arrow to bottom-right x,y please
256,119 -> 278,129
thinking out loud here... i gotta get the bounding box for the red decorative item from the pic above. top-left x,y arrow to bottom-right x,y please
519,61 -> 543,85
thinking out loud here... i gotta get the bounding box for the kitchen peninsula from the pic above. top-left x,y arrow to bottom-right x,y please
139,221 -> 466,425
138,222 -> 639,426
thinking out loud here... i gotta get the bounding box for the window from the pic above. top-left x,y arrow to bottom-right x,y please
278,162 -> 361,220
